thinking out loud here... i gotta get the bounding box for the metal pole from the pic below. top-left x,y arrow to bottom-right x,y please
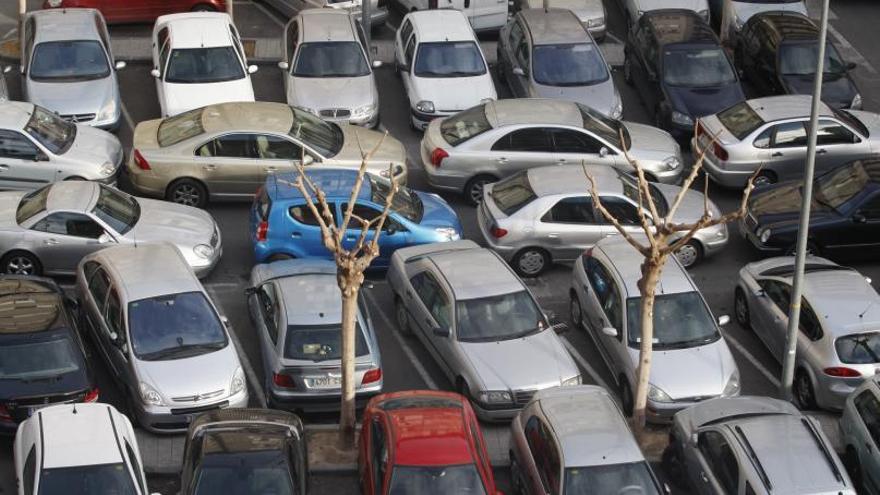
780,0 -> 830,401
361,0 -> 371,49
19,0 -> 26,28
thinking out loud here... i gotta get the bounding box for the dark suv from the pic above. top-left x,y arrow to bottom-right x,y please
624,9 -> 744,139
736,11 -> 861,109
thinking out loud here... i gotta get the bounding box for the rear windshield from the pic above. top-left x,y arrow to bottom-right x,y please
39,463 -> 138,495
284,324 -> 368,361
836,332 -> 880,364
165,47 -> 244,84
441,104 -> 492,146
158,107 -> 205,147
490,172 -> 537,215
16,186 -> 50,224
717,101 -> 765,140
0,333 -> 82,380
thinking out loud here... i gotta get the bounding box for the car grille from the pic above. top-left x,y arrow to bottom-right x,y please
172,388 -> 224,403
60,113 -> 95,123
170,401 -> 228,416
744,212 -> 758,232
320,108 -> 351,118
514,389 -> 536,407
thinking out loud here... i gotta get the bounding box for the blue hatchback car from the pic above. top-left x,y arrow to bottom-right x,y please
250,169 -> 463,266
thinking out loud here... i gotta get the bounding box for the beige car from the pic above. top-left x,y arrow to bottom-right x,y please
127,102 -> 407,207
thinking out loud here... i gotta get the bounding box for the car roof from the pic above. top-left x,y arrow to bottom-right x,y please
519,8 -> 588,45
406,10 -> 475,42
268,169 -> 373,202
0,101 -> 36,131
198,102 -> 295,136
157,12 -> 233,49
428,248 -> 525,300
277,273 -> 343,325
45,181 -> 100,213
299,9 -> 356,42
748,11 -> 818,43
527,165 -> 622,197
641,9 -> 718,46
747,95 -> 834,122
485,98 -> 583,128
387,396 -> 475,466
0,277 -> 66,334
39,403 -> 125,469
596,236 -> 695,296
29,9 -> 102,43
92,243 -> 203,302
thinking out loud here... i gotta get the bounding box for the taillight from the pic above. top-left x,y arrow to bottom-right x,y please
823,367 -> 861,378
0,404 -> 10,422
430,148 -> 448,167
132,149 -> 150,171
256,221 -> 268,242
713,142 -> 728,161
490,225 -> 508,238
362,368 -> 382,385
273,373 -> 296,388
84,388 -> 99,403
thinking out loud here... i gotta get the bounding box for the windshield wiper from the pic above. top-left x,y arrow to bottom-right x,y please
141,342 -> 225,361
656,334 -> 717,349
852,337 -> 880,362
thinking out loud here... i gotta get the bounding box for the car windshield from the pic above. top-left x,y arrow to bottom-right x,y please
564,462 -> 661,494
284,323 -> 369,361
619,172 -> 669,217
165,47 -> 244,84
813,161 -> 870,209
388,464 -> 486,495
456,290 -> 545,342
30,40 -> 110,82
288,107 -> 343,157
128,291 -> 228,361
663,47 -> 737,87
0,333 -> 82,380
533,43 -> 609,86
414,42 -> 487,78
717,101 -> 765,140
369,175 -> 423,222
577,103 -> 630,150
16,185 -> 50,224
158,107 -> 205,147
25,105 -> 76,155
293,42 -> 370,78
489,171 -> 537,216
441,104 -> 492,146
91,185 -> 140,235
779,42 -> 848,76
193,450 -> 297,495
836,332 -> 880,364
626,292 -> 720,349
38,463 -> 138,495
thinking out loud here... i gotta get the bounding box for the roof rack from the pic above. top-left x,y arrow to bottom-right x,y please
801,417 -> 845,484
733,425 -> 773,492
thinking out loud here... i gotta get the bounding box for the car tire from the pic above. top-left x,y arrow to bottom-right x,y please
674,240 -> 702,268
394,296 -> 411,334
166,178 -> 208,208
267,253 -> 293,262
512,247 -> 550,278
661,442 -> 686,487
734,288 -> 750,329
464,175 -> 497,206
0,251 -> 41,276
753,170 -> 777,188
619,377 -> 634,416
509,452 -> 525,495
569,291 -> 583,330
794,368 -> 818,410
623,54 -> 634,85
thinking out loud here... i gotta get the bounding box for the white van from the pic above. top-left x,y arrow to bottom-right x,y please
394,0 -> 508,31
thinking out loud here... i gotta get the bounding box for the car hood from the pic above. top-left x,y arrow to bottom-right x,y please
415,191 -> 461,229
411,75 -> 496,113
331,125 -> 406,168
125,197 -> 215,245
163,78 -> 255,116
135,344 -> 240,403
64,124 -> 123,166
624,121 -> 679,160
635,0 -> 706,15
654,182 -> 721,221
288,74 -> 376,111
747,182 -> 834,226
665,82 -> 745,119
732,0 -> 806,23
538,0 -> 605,20
460,330 -> 576,391
27,76 -> 116,117
780,73 -> 858,110
629,339 -> 736,400
534,79 -> 618,117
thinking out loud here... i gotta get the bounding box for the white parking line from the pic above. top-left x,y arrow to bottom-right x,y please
827,23 -> 877,75
246,0 -> 286,28
364,289 -> 439,390
722,331 -> 782,389
560,337 -> 611,391
120,101 -> 136,133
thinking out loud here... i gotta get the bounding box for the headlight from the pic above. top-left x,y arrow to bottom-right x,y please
434,227 -> 460,241
352,104 -> 376,118
562,375 -> 581,387
734,15 -> 744,29
662,156 -> 681,171
852,93 -> 862,110
139,382 -> 163,406
193,244 -> 214,259
759,228 -> 771,244
722,370 -> 740,397
99,161 -> 116,177
611,99 -> 623,120
230,367 -> 245,395
416,100 -> 435,114
97,98 -> 117,122
671,111 -> 694,127
648,384 -> 673,403
478,390 -> 512,405
298,106 -> 319,116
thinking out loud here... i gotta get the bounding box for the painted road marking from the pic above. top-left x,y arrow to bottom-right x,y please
723,331 -> 782,389
561,337 -> 612,391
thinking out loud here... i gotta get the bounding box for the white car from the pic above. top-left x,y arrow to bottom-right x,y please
619,0 -> 709,29
14,403 -> 156,495
394,0 -> 508,31
720,0 -> 807,46
395,10 -> 497,130
841,377 -> 880,492
151,12 -> 257,117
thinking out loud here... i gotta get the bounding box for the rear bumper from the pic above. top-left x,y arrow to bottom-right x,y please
692,137 -> 755,189
269,387 -> 382,412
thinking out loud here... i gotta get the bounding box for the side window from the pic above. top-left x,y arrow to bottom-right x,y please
23,446 -> 36,495
286,20 -> 299,63
31,212 -> 104,239
759,280 -> 790,314
0,130 -> 38,160
799,303 -> 823,341
697,430 -> 739,495
83,260 -> 101,281
124,440 -> 146,494
524,416 -> 550,493
23,17 -> 35,71
258,283 -> 279,344
854,391 -> 880,447
858,194 -> 880,220
410,271 -> 451,330
203,134 -> 257,159
399,19 -> 413,50
509,20 -> 524,49
88,268 -> 111,313
289,202 -> 336,226
541,196 -> 596,224
404,35 -> 416,67
157,27 -> 169,49
586,258 -> 622,334
771,122 -> 808,148
95,14 -> 111,55
600,197 -> 642,225
516,39 -> 530,70
539,421 -> 561,493
254,134 -> 302,160
371,418 -> 387,494
745,483 -> 757,495
491,128 -> 552,152
551,128 -> 603,154
753,127 -> 772,149
816,119 -> 857,145
341,203 -> 403,233
105,290 -> 124,340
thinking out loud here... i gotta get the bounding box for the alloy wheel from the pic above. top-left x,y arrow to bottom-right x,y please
172,184 -> 201,206
517,250 -> 546,276
570,294 -> 583,330
734,290 -> 749,328
675,242 -> 700,268
6,255 -> 34,275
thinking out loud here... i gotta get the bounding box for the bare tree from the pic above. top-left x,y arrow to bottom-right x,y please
281,134 -> 397,445
583,131 -> 758,435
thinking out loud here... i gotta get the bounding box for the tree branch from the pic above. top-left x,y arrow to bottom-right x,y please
339,131 -> 388,235
584,167 -> 650,257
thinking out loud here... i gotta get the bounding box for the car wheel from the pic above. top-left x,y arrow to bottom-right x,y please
513,247 -> 550,277
464,175 -> 497,206
394,296 -> 411,334
623,54 -> 633,85
166,179 -> 208,208
794,369 -> 818,410
569,291 -> 583,330
734,288 -> 750,329
190,3 -> 217,11
509,452 -> 525,495
619,377 -> 634,416
846,446 -> 863,491
674,240 -> 702,268
1,251 -> 41,276
661,443 -> 686,487
753,170 -> 777,188
267,253 -> 293,262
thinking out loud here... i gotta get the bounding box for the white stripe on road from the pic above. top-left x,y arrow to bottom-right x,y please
723,331 -> 782,389
560,337 -> 611,391
245,0 -> 286,28
827,22 -> 877,75
120,101 -> 135,133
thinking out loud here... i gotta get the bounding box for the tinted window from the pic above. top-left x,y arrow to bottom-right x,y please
456,290 -> 544,342
663,47 -> 736,87
542,197 -> 596,223
698,431 -> 739,495
286,20 -> 298,62
399,20 -> 413,49
88,268 -> 111,310
30,41 -> 109,81
289,203 -> 336,226
586,257 -> 622,333
25,106 -> 75,155
31,212 -> 103,239
799,304 -> 823,341
816,120 -> 856,145
491,128 -> 552,152
854,391 -> 880,447
165,47 -> 244,84
158,108 -> 205,147
601,197 -> 641,225
39,464 -> 138,495
92,185 -> 139,235
441,104 -> 492,146
508,21 -> 524,48
717,101 -> 765,140
414,42 -> 486,78
772,121 -> 808,147
578,104 -> 630,149
257,284 -> 279,344
814,160 -> 872,209
200,134 -> 256,159
490,172 -> 537,215
0,333 -> 81,379
533,43 -> 609,86
24,447 -> 36,495
410,272 -> 451,330
293,42 -> 370,78
255,134 -> 302,160
525,416 -> 560,493
551,128 -> 603,154
836,332 -> 880,364
124,441 -> 146,494
192,450 -> 296,495
368,175 -> 423,223
16,186 -> 49,224
284,324 -> 368,360
341,203 -> 404,233
0,130 -> 38,160
779,42 -> 848,76
128,291 -> 228,361
760,280 -> 791,312
288,107 -> 344,158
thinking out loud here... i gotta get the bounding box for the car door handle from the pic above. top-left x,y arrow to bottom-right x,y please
43,238 -> 59,245
265,166 -> 277,173
547,233 -> 559,238
291,231 -> 302,238
203,164 -> 217,171
700,472 -> 709,483
817,148 -> 827,154
772,152 -> 784,157
497,157 -> 508,164
556,159 -> 567,164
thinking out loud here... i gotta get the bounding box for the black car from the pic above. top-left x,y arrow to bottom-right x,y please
740,158 -> 880,256
623,9 -> 745,139
0,275 -> 96,433
181,408 -> 308,495
735,11 -> 861,110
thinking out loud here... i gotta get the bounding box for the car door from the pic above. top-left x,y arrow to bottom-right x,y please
550,127 -> 617,168
253,133 -> 303,179
27,212 -> 113,274
104,287 -> 134,392
338,203 -> 411,267
82,265 -> 119,374
631,25 -> 661,113
489,127 -> 554,173
691,429 -> 741,495
407,269 -> 455,373
511,35 -> 532,97
813,119 -> 870,172
193,133 -> 265,198
522,415 -> 562,495
537,195 -> 610,262
764,121 -> 810,181
286,201 -> 339,257
752,279 -> 791,359
837,192 -> 880,253
499,19 -> 525,91
852,390 -> 880,493
249,281 -> 282,384
0,130 -> 54,190
581,257 -> 625,373
399,34 -> 417,99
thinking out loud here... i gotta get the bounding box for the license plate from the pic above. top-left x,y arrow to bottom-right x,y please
309,376 -> 342,388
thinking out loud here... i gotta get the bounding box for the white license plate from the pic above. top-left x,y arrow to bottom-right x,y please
309,376 -> 342,388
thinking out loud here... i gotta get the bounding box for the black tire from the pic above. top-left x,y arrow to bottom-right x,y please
753,170 -> 777,188
623,53 -> 634,85
794,369 -> 818,410
463,175 -> 497,206
509,452 -> 525,495
619,377 -> 634,416
674,240 -> 703,268
190,3 -> 218,11
846,446 -> 864,491
569,291 -> 583,330
394,296 -> 411,334
267,253 -> 293,262
661,442 -> 686,487
0,251 -> 41,276
166,178 -> 208,208
512,247 -> 550,278
734,288 -> 750,329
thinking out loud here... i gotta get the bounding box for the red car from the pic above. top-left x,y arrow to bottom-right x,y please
359,390 -> 501,495
42,0 -> 227,24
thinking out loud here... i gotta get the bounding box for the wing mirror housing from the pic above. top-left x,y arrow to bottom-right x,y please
853,213 -> 867,224
372,60 -> 383,68
278,60 -> 289,70
247,65 -> 259,74
221,316 -> 230,328
397,62 -> 409,73
599,146 -> 609,158
114,60 -> 126,70
717,315 -> 730,326
302,154 -> 315,166
97,233 -> 113,244
601,326 -> 618,338
846,61 -> 858,71
512,66 -> 525,76
432,326 -> 450,338
150,68 -> 160,78
244,286 -> 257,296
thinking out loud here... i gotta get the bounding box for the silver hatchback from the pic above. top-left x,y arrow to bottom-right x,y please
246,259 -> 383,411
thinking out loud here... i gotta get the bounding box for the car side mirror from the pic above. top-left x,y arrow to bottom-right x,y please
247,65 -> 259,74
302,154 -> 315,166
717,315 -> 730,326
512,66 -> 525,76
97,233 -> 113,244
601,326 -> 618,338
150,68 -> 160,78
372,60 -> 382,68
221,316 -> 230,328
33,151 -> 48,162
432,326 -> 450,338
114,60 -> 126,70
853,213 -> 867,224
599,146 -> 609,158
846,61 -> 857,71
244,286 -> 257,296
278,60 -> 289,70
385,223 -> 399,235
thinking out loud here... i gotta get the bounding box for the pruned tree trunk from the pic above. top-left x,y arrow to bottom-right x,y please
632,256 -> 666,436
338,274 -> 361,446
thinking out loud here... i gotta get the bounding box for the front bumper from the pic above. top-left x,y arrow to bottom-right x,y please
470,401 -> 523,422
191,245 -> 223,279
133,389 -> 249,434
411,108 -> 456,131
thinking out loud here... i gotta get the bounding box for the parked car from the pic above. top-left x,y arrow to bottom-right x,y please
510,386 -> 664,494
151,12 -> 257,117
514,0 -> 606,40
279,10 -> 381,128
180,408 -> 308,495
262,0 -> 387,28
619,0 -> 709,30
497,9 -> 620,120
739,158 -> 880,256
387,240 -> 580,421
0,275 -> 97,433
246,259 -> 383,410
841,376 -> 880,493
392,0 -> 506,31
664,396 -> 854,494
624,9 -> 744,139
250,169 -> 460,265
0,101 -> 122,188
394,10 -> 496,130
21,9 -> 125,130
76,243 -> 247,433
43,0 -> 227,23
479,166 -> 727,275
571,235 -> 739,422
0,181 -> 221,277
421,98 -> 683,204
14,403 -> 151,495
128,102 -> 407,207
735,256 -> 880,409
717,0 -> 807,47
358,390 -> 499,494
693,95 -> 880,188
736,12 -> 860,110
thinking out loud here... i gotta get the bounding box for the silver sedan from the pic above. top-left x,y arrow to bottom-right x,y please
0,181 -> 221,277
420,98 -> 683,204
735,256 -> 880,410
